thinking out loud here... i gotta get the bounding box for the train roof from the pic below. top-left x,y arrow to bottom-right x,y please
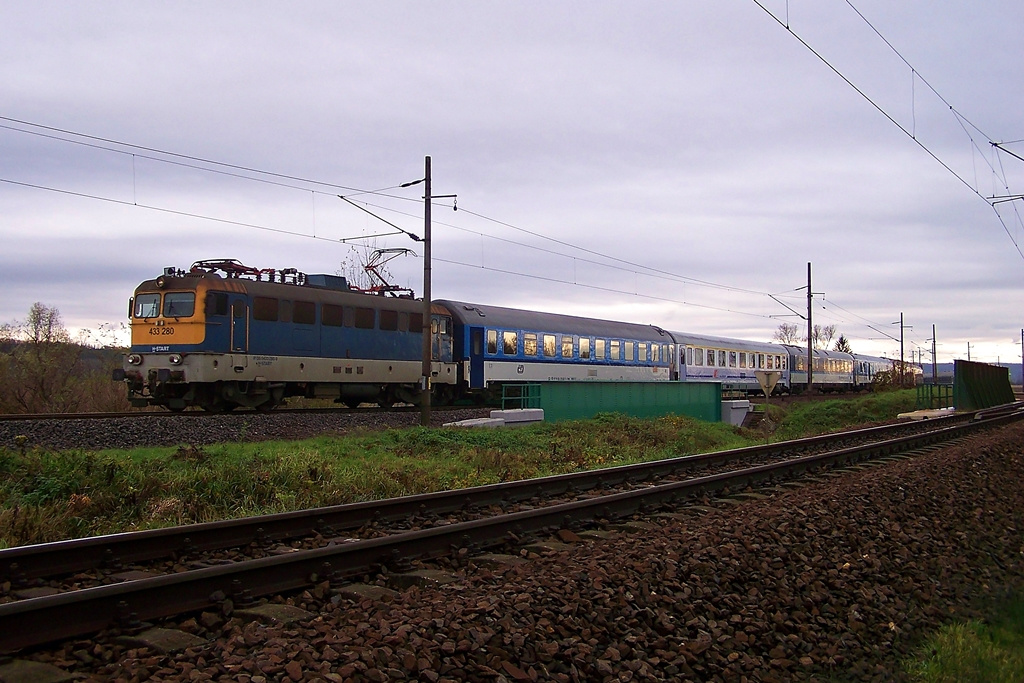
779,344 -> 856,361
436,300 -> 673,342
668,331 -> 784,354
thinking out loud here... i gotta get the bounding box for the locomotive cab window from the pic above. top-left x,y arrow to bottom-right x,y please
163,292 -> 196,318
134,293 -> 161,319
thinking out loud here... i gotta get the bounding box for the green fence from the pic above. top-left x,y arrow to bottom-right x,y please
953,360 -> 1015,411
916,383 -> 953,410
504,381 -> 721,423
501,383 -> 542,409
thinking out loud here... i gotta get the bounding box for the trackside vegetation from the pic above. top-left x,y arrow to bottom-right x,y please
0,391 -> 916,547
904,594 -> 1024,681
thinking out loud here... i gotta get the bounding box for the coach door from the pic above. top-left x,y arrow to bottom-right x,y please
469,326 -> 484,389
230,298 -> 248,354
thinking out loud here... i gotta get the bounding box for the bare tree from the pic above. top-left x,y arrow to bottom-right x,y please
0,303 -> 83,413
810,324 -> 837,350
772,323 -> 801,344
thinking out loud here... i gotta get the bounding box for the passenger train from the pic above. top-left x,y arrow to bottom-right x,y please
115,260 -> 920,411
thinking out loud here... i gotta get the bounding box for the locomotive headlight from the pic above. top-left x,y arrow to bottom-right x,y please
168,354 -> 183,365
127,354 -> 143,366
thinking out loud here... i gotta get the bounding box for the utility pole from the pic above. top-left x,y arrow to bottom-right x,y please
899,312 -> 905,386
420,156 -> 433,427
806,262 -> 813,392
931,324 -> 937,384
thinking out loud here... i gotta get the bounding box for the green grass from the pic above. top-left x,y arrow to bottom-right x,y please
905,594 -> 1024,682
0,391 -> 915,548
770,390 -> 917,440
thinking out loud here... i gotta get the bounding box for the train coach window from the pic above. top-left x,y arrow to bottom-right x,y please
729,351 -> 737,368
379,309 -> 398,331
524,333 -> 538,356
254,297 -> 279,321
355,307 -> 375,329
686,347 -> 692,365
638,343 -> 648,362
739,353 -> 747,369
766,355 -> 774,370
610,340 -> 621,360
561,336 -> 573,359
580,337 -> 590,359
503,331 -> 518,355
205,292 -> 228,317
295,301 -> 315,325
693,348 -> 702,365
595,339 -> 606,359
718,350 -> 727,367
163,292 -> 195,318
134,293 -> 161,318
543,334 -> 556,357
322,304 -> 343,327
487,330 -> 498,354
650,344 -> 658,363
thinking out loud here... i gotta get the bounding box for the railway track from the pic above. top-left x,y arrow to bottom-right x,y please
1,405 -> 1020,653
0,403 -> 480,422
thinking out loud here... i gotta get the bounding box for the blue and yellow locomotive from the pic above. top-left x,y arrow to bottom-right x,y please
116,260 -> 457,411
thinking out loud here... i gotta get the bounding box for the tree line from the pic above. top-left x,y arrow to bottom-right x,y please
772,323 -> 852,353
0,303 -> 130,414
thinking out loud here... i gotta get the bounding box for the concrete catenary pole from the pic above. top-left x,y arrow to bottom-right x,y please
420,156 -> 432,427
806,262 -> 813,392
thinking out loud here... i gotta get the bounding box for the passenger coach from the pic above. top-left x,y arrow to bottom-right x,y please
436,300 -> 675,397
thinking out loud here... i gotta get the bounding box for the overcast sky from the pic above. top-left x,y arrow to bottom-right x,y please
2,1 -> 1023,366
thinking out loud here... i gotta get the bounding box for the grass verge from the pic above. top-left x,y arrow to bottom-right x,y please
904,592 -> 1024,682
0,390 -> 916,547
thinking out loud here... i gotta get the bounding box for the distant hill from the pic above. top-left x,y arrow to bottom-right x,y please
921,363 -> 1021,385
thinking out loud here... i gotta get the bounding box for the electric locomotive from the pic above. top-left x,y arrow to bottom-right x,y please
115,260 -> 457,411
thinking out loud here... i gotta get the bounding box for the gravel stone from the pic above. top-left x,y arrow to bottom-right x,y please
19,420 -> 1024,681
0,408 -> 491,452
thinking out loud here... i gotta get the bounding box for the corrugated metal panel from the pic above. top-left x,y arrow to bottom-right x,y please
953,360 -> 1015,410
531,381 -> 721,422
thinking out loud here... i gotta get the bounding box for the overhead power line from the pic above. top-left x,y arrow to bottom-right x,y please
750,0 -> 1024,261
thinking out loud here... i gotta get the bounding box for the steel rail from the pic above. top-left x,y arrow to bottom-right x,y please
0,411 -> 1018,653
0,411 -> 975,584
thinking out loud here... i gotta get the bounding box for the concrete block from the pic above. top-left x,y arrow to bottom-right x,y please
443,417 -> 505,428
489,408 -> 544,424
